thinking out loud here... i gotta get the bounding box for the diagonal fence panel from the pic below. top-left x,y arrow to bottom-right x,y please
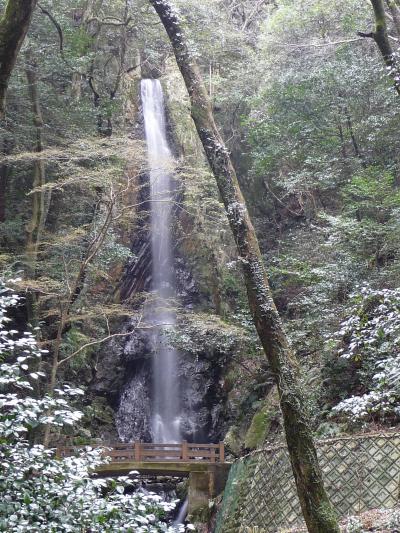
215,433 -> 400,533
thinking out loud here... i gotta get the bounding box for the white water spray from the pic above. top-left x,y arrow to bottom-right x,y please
141,79 -> 181,443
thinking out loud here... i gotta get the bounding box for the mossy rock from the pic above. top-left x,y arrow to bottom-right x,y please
189,504 -> 211,523
87,397 -> 115,425
176,479 -> 188,500
244,386 -> 280,450
224,425 -> 242,456
244,403 -> 271,449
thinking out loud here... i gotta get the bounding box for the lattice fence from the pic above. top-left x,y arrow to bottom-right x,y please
215,433 -> 400,533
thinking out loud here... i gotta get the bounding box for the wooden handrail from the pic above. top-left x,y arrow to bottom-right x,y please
56,441 -> 225,464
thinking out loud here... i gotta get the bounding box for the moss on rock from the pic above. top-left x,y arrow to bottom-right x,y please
244,386 -> 281,450
224,425 -> 242,456
244,403 -> 271,450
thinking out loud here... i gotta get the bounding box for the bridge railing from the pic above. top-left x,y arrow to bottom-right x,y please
57,441 -> 225,463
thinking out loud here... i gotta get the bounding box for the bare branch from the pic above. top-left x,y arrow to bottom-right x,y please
286,37 -> 366,48
57,329 -> 137,367
357,31 -> 374,38
86,16 -> 132,27
37,3 -> 84,76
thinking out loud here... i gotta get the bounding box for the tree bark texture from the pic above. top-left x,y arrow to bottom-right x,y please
148,1 -> 340,532
0,133 -> 12,223
360,0 -> 400,95
25,50 -> 48,272
0,0 -> 37,117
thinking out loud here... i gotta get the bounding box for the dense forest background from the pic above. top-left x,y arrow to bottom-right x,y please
1,0 -> 400,455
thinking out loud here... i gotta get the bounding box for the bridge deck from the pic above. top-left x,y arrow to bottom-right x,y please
95,460 -> 218,477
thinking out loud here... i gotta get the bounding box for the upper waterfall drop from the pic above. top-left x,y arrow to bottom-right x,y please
141,78 -> 181,444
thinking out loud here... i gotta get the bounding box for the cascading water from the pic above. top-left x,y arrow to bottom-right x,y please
141,79 -> 181,444
102,78 -> 227,447
173,498 -> 188,526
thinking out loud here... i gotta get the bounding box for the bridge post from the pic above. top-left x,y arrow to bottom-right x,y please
188,470 -> 210,518
182,441 -> 188,461
134,442 -> 141,462
219,442 -> 224,463
188,464 -> 231,519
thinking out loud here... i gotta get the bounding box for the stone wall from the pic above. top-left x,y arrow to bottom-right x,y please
215,433 -> 400,533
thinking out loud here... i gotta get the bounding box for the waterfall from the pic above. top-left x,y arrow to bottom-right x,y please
141,79 -> 181,444
173,498 -> 188,526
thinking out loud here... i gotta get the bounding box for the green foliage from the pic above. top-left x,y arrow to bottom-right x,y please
325,286 -> 400,426
67,26 -> 95,57
343,167 -> 400,217
61,327 -> 92,369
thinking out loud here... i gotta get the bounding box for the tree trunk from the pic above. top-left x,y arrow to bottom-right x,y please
42,307 -> 67,447
148,2 -> 339,532
25,50 -> 48,272
344,106 -> 365,165
0,160 -> 6,222
0,0 -> 37,117
0,133 -> 12,223
359,0 -> 400,95
24,50 -> 50,328
70,0 -> 103,100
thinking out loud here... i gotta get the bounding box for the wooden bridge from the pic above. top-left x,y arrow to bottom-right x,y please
57,441 -> 225,465
57,442 -> 230,514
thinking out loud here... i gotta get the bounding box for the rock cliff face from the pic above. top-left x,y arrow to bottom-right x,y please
93,253 -> 229,443
116,363 -> 152,443
115,336 -> 228,443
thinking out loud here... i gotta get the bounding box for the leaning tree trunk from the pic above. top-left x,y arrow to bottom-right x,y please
0,0 -> 37,117
359,0 -> 400,95
148,2 -> 339,532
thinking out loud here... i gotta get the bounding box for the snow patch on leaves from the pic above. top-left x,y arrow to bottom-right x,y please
329,286 -> 400,423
